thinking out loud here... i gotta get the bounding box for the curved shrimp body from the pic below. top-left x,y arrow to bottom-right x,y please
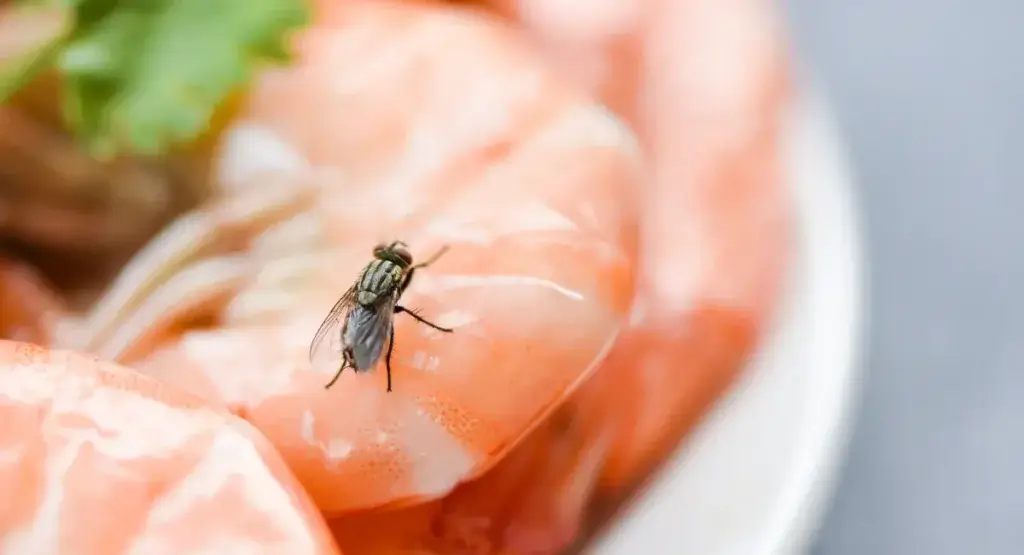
327,356 -> 619,555
264,0 -> 791,552
327,2 -> 793,551
477,0 -> 793,495
0,340 -> 340,554
329,1 -> 792,550
76,0 -> 642,519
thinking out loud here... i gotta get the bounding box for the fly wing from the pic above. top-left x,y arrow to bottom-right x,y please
344,291 -> 396,371
309,285 -> 356,374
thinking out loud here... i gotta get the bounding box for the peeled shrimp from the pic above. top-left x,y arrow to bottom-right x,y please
71,0 -> 642,523
476,0 -> 792,492
321,2 -> 792,551
22,0 -> 792,552
0,340 -> 341,554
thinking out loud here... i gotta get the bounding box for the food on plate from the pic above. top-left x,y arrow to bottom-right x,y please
0,0 -> 792,552
477,0 -> 792,496
69,0 -> 641,528
0,340 -> 341,554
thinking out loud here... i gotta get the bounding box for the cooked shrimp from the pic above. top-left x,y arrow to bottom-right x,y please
0,340 -> 341,554
325,1 -> 791,550
327,352 -> 620,555
474,0 -> 792,494
70,0 -> 642,521
43,0 -> 791,552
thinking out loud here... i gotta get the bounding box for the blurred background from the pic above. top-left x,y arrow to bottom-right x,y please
781,1 -> 1023,554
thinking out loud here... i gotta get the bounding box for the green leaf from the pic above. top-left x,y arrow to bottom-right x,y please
53,0 -> 310,159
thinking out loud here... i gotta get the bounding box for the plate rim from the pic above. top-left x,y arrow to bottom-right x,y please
585,80 -> 869,555
758,81 -> 869,555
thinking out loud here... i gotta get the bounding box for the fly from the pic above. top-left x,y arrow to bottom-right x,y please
308,240 -> 454,392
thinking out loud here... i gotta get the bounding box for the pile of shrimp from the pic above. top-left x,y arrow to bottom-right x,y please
0,0 -> 791,553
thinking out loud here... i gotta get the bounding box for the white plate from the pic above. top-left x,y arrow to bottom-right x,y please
587,85 -> 867,555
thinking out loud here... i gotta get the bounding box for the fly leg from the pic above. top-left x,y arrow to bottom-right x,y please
400,245 -> 449,295
325,348 -> 355,389
395,305 -> 454,333
413,245 -> 449,269
325,359 -> 350,389
385,323 -> 396,392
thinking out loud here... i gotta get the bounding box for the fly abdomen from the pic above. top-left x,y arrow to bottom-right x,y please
343,304 -> 390,371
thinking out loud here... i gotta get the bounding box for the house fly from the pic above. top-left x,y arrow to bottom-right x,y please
309,241 -> 454,392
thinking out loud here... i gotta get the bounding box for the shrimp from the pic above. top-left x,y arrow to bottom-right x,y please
37,0 -> 792,552
320,1 -> 792,550
64,0 -> 642,526
326,352 -> 622,555
0,340 -> 341,554
472,0 -> 793,496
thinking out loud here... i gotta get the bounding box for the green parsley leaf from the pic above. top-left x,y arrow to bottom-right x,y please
3,0 -> 309,160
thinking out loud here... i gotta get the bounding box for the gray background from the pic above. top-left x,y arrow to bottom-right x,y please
780,1 -> 1024,554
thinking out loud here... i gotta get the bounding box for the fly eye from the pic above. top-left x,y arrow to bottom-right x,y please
394,246 -> 413,265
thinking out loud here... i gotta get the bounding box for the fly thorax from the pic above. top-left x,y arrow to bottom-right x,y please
356,290 -> 379,305
361,258 -> 403,297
